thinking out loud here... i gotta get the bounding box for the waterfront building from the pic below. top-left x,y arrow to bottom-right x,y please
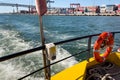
96,6 -> 100,13
27,2 -> 120,16
84,6 -> 97,15
75,7 -> 84,15
106,5 -> 115,13
69,3 -> 81,15
67,8 -> 75,14
116,4 -> 120,14
46,8 -> 60,14
100,5 -> 106,13
118,4 -> 120,10
78,7 -> 84,13
59,8 -> 67,14
86,6 -> 96,13
31,7 -> 37,14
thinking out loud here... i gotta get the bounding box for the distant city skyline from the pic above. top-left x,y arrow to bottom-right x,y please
0,0 -> 120,13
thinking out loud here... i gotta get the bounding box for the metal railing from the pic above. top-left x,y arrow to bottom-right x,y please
0,31 -> 120,80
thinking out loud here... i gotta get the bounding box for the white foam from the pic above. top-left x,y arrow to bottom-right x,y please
0,29 -> 78,79
57,34 -> 74,40
51,47 -> 78,75
56,47 -> 78,67
0,47 -> 5,56
78,43 -> 94,47
0,63 -> 23,80
0,29 -> 35,79
0,29 -> 32,53
0,62 -> 45,80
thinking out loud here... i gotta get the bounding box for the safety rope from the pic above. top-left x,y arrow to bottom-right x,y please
86,61 -> 120,80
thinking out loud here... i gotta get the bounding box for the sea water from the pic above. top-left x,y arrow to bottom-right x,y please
0,14 -> 120,80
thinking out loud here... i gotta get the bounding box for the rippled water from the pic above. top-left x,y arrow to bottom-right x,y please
0,14 -> 120,80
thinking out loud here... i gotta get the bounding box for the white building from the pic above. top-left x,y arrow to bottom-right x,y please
100,5 -> 106,13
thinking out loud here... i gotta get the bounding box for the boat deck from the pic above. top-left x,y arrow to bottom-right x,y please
51,52 -> 120,80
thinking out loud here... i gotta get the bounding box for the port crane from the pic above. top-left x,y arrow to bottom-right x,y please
46,0 -> 54,10
0,0 -> 54,13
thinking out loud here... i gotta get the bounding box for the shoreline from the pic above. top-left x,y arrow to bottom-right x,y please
45,13 -> 120,16
0,13 -> 120,16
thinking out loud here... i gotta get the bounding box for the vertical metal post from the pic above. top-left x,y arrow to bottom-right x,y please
87,36 -> 92,62
112,32 -> 115,39
44,49 -> 51,80
16,4 -> 18,13
35,0 -> 51,79
28,6 -> 31,14
38,16 -> 50,80
12,6 -> 15,13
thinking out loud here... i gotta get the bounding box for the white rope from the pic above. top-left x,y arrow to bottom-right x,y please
102,74 -> 115,80
93,49 -> 100,52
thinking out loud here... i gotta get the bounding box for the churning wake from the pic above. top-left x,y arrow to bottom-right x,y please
0,27 -> 78,80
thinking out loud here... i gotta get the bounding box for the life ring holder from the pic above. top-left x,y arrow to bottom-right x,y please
93,32 -> 114,63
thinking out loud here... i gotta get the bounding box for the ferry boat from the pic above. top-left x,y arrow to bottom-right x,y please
0,0 -> 120,80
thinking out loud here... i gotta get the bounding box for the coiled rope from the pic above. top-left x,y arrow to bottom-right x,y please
86,62 -> 120,80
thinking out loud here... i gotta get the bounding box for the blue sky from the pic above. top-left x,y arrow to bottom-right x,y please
0,0 -> 120,13
53,0 -> 120,7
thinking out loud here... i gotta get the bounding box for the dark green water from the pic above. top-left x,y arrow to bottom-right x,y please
0,14 -> 120,80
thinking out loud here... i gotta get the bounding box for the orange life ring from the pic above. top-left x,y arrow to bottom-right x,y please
93,32 -> 114,63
